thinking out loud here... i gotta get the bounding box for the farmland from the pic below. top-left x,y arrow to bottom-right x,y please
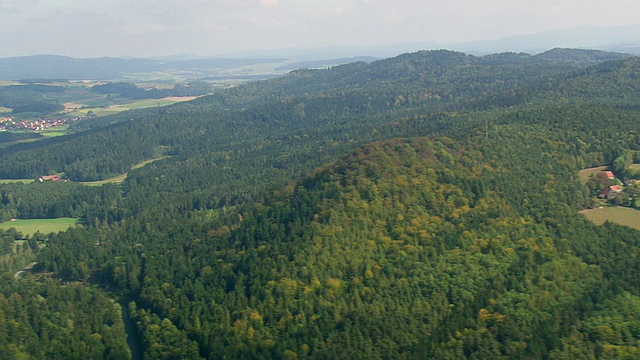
64,96 -> 198,118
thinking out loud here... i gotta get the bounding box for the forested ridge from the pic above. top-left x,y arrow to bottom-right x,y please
0,48 -> 640,358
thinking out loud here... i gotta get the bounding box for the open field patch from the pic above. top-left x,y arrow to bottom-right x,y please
580,207 -> 640,231
0,179 -> 34,184
115,98 -> 180,109
67,97 -> 192,118
81,173 -> 128,186
0,218 -> 82,237
39,125 -> 69,137
630,164 -> 640,171
579,166 -> 609,185
81,157 -> 166,186
163,96 -> 199,102
63,102 -> 83,110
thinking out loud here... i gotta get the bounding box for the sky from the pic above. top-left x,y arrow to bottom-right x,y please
1,0 -> 639,58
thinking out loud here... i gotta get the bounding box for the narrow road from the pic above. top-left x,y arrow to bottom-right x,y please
120,299 -> 143,360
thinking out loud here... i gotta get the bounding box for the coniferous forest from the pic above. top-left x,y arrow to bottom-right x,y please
1,48 -> 640,359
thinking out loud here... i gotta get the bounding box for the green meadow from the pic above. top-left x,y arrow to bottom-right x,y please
580,207 -> 640,231
0,218 -> 82,237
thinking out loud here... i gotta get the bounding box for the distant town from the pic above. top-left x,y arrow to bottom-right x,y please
0,116 -> 82,131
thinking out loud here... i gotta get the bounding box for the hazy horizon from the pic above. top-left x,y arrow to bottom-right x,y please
2,0 -> 640,58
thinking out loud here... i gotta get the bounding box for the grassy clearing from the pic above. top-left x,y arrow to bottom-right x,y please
579,166 -> 609,185
0,218 -> 82,237
630,164 -> 640,171
0,179 -> 34,184
580,207 -> 640,231
81,157 -> 166,186
81,173 -> 128,186
39,125 -> 69,138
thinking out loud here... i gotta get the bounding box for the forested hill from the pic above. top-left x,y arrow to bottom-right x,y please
1,49 -> 640,358
0,49 -> 629,183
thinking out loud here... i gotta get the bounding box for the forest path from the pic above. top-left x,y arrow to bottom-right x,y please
120,300 -> 143,360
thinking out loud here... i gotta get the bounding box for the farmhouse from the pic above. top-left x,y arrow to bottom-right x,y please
38,175 -> 61,182
601,171 -> 616,179
598,185 -> 623,199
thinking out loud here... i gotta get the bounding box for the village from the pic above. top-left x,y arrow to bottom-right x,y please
0,116 -> 80,131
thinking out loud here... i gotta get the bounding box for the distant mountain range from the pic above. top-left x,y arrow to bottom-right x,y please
0,55 -> 289,80
448,24 -> 640,55
224,24 -> 640,60
0,26 -> 638,81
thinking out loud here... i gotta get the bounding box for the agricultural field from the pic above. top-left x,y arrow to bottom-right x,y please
580,206 -> 640,231
0,218 -> 82,237
64,96 -> 197,118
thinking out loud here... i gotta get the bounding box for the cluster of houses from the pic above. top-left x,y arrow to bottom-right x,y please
597,171 -> 640,199
0,116 -> 80,131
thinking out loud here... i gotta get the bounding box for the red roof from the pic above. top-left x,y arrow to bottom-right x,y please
603,171 -> 615,179
40,175 -> 60,181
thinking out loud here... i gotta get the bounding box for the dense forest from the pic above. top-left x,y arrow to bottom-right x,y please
0,48 -> 639,358
0,84 -> 65,114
